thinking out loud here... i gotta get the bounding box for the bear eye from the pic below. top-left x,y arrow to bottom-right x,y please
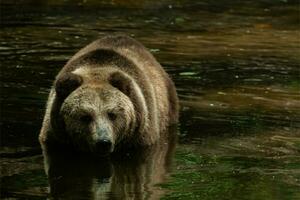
80,114 -> 93,123
107,112 -> 117,121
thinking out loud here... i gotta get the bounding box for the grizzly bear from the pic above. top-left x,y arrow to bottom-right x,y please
39,35 -> 179,155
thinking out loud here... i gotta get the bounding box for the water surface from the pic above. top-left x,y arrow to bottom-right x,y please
1,1 -> 299,199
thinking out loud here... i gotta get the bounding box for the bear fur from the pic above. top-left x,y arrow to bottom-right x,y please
39,35 -> 178,154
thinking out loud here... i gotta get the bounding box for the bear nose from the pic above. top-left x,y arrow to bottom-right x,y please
95,139 -> 112,154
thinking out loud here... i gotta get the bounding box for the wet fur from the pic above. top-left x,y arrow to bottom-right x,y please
39,35 -> 179,151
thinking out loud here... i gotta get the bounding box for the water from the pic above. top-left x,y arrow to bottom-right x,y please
1,0 -> 299,199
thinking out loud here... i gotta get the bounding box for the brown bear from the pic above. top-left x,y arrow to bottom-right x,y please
39,35 -> 179,155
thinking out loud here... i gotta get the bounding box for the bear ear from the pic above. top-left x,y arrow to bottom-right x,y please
55,72 -> 83,99
109,71 -> 132,96
109,71 -> 147,132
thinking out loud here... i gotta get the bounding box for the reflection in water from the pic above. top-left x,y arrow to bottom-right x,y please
43,127 -> 177,199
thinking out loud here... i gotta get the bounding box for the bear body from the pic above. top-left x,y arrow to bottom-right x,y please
39,35 -> 178,154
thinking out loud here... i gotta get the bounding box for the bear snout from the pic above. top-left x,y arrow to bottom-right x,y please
94,126 -> 114,154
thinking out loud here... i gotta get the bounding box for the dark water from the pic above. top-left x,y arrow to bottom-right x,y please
1,0 -> 300,199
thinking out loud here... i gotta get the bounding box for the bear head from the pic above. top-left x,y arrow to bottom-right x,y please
53,67 -> 145,155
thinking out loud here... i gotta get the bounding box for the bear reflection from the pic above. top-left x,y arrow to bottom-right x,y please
43,128 -> 177,199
